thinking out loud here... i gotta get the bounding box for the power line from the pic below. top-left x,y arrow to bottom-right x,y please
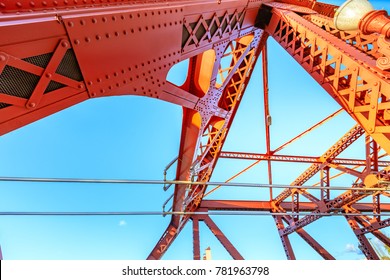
0,176 -> 389,191
1,211 -> 390,217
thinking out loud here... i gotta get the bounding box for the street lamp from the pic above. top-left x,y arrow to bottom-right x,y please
334,0 -> 390,70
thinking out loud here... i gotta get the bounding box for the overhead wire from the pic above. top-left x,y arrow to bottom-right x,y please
1,211 -> 390,217
0,176 -> 389,191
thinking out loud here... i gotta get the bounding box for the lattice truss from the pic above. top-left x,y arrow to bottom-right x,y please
0,0 -> 390,260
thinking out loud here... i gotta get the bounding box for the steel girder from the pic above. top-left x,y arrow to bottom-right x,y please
1,0 -> 390,260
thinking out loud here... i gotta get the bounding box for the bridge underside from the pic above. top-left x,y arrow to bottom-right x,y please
1,0 -> 390,259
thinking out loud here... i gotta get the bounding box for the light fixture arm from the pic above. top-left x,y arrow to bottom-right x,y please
359,9 -> 390,70
375,36 -> 390,70
359,10 -> 390,38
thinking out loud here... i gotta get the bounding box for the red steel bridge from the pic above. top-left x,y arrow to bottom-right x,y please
1,0 -> 390,260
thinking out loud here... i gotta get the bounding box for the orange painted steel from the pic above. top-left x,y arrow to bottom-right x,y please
1,0 -> 390,260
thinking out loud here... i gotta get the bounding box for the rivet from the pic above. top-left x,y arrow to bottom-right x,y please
80,20 -> 86,25
374,82 -> 378,86
61,41 -> 69,48
78,84 -> 84,89
16,2 -> 22,8
0,3 -> 5,8
96,35 -> 101,40
92,18 -> 97,24
68,22 -> 74,27
74,39 -> 80,45
85,37 -> 91,43
28,102 -> 36,108
45,73 -> 52,78
100,89 -> 105,94
0,55 -> 6,61
30,1 -> 35,7
91,92 -> 97,97
371,105 -> 376,109
88,81 -> 93,85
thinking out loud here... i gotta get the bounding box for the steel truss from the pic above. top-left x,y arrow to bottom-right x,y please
0,0 -> 390,259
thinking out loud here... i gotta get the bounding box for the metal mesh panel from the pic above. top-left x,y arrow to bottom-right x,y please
0,65 -> 40,99
45,81 -> 66,93
56,49 -> 83,81
23,53 -> 53,68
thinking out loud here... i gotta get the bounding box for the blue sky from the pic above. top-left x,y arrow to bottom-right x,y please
0,0 -> 389,260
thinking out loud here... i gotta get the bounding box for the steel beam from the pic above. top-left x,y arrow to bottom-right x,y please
192,217 -> 201,260
220,152 -> 390,167
202,215 -> 244,260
